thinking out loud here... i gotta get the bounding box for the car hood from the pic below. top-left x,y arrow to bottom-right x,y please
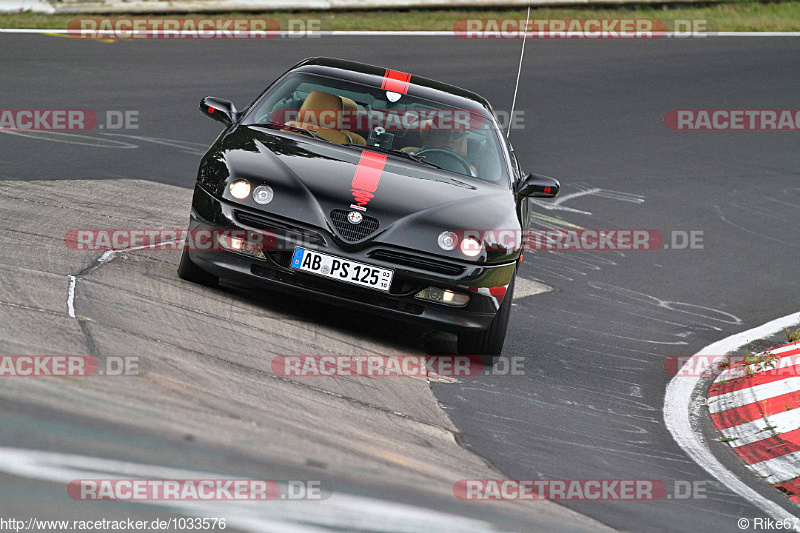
200,126 -> 520,260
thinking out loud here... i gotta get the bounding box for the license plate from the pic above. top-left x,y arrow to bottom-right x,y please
291,247 -> 393,292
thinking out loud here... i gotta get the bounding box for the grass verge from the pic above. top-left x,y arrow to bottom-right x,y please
2,3 -> 800,32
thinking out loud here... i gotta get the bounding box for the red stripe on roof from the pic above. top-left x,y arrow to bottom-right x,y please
381,69 -> 411,94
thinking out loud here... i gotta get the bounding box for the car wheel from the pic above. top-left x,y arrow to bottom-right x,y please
177,247 -> 219,287
457,274 -> 515,365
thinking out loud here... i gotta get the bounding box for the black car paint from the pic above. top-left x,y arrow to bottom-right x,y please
185,57 -> 559,333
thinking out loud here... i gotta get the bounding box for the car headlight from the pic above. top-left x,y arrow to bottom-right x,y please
229,179 -> 251,199
252,185 -> 274,204
438,231 -> 458,251
460,236 -> 482,257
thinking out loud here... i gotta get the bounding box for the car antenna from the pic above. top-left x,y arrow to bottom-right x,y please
507,6 -> 531,140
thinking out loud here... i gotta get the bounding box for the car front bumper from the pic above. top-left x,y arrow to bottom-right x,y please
186,184 -> 517,333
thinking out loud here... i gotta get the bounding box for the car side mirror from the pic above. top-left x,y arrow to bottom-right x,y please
517,173 -> 560,198
200,97 -> 238,126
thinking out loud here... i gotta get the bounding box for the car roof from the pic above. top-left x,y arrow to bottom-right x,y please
290,57 -> 497,118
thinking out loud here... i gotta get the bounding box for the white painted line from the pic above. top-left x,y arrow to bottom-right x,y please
0,130 -> 139,149
0,29 -> 448,36
98,250 -> 115,263
1,29 -> 800,37
330,31 -> 451,36
532,185 -> 646,215
663,311 -> 800,530
97,239 -> 180,264
713,32 -> 800,37
708,376 -> 800,414
721,408 -> 800,448
66,275 -> 76,318
0,446 -> 496,533
714,342 -> 800,383
66,240 -> 178,320
750,451 -> 800,485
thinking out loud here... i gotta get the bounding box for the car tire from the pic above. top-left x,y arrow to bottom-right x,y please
177,247 -> 219,287
457,274 -> 515,365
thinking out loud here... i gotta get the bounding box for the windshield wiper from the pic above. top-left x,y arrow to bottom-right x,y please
342,144 -> 448,172
250,125 -> 448,171
250,121 -> 331,144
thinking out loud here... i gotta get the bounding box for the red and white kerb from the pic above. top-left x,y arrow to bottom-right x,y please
708,341 -> 800,502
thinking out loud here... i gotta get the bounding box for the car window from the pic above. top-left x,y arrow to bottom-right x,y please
245,72 -> 510,185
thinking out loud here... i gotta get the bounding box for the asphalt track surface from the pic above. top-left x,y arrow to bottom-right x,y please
1,33 -> 799,531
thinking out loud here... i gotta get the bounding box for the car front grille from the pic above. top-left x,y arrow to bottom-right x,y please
367,249 -> 466,276
233,210 -> 325,246
329,209 -> 380,242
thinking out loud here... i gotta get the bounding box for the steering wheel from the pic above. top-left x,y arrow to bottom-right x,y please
414,148 -> 475,177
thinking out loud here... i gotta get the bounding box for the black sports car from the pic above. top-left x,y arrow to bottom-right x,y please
178,57 -> 559,359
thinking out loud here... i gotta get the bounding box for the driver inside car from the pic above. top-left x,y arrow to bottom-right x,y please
402,118 -> 478,178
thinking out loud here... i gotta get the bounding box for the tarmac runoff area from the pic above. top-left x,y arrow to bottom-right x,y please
0,179 -> 606,531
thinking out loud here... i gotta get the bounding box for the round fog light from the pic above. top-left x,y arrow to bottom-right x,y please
253,185 -> 274,204
229,179 -> 251,199
438,231 -> 458,251
460,236 -> 482,257
414,287 -> 470,307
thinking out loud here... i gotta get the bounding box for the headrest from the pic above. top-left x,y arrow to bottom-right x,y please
298,90 -> 359,129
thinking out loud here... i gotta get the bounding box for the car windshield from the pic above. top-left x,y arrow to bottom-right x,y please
244,72 -> 510,184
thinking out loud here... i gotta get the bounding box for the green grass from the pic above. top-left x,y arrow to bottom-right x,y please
2,3 -> 800,32
743,351 -> 779,373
